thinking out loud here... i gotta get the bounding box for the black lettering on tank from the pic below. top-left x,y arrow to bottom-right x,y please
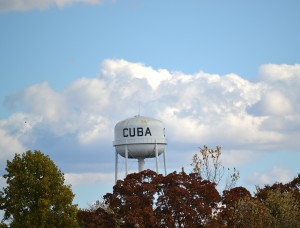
137,127 -> 143,136
123,128 -> 129,137
145,127 -> 152,136
129,128 -> 135,137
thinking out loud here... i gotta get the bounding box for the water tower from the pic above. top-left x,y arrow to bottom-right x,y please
113,115 -> 167,183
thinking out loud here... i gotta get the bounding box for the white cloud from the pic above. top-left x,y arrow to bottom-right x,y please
100,59 -> 172,90
0,112 -> 42,161
1,59 -> 300,176
0,128 -> 25,161
20,82 -> 68,123
258,90 -> 293,116
248,88 -> 294,117
246,64 -> 300,147
1,59 -> 300,210
255,64 -> 300,116
247,166 -> 293,186
259,64 -> 300,82
65,172 -> 114,186
76,114 -> 111,144
221,150 -> 256,168
66,78 -> 110,113
0,0 -> 103,12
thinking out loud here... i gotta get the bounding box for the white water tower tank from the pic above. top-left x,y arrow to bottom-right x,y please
113,115 -> 167,182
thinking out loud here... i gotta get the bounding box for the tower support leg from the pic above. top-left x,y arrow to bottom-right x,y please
138,158 -> 145,172
115,151 -> 118,184
155,143 -> 159,173
163,148 -> 167,176
125,144 -> 128,176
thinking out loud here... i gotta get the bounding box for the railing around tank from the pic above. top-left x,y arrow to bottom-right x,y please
113,137 -> 167,146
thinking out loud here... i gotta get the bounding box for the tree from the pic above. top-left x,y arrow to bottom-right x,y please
104,170 -> 220,227
221,187 -> 251,208
217,187 -> 272,227
289,173 -> 300,191
155,171 -> 220,227
215,187 -> 275,227
190,146 -> 239,190
104,170 -> 159,227
268,190 -> 300,227
256,173 -> 300,210
289,173 -> 300,209
0,150 -> 78,227
255,175 -> 300,228
77,200 -> 117,228
229,196 -> 272,228
257,189 -> 300,228
77,207 -> 116,228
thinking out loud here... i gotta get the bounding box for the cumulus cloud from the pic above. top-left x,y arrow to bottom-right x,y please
259,64 -> 300,82
247,166 -> 293,186
221,150 -> 256,168
251,64 -> 300,116
0,112 -> 37,161
1,59 -> 300,187
65,172 -> 114,186
0,128 -> 25,161
249,90 -> 293,116
0,0 -> 103,12
246,63 -> 300,151
100,59 -> 172,90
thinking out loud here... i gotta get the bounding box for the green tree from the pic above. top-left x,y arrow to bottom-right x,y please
0,150 -> 78,227
230,196 -> 272,228
256,174 -> 300,211
255,174 -> 300,228
218,187 -> 272,227
263,190 -> 300,228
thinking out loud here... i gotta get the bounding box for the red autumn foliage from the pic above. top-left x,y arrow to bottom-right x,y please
104,170 -> 220,227
77,207 -> 116,228
80,171 -> 300,227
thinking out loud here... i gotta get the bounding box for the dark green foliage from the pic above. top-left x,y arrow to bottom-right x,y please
0,150 -> 78,227
217,174 -> 300,228
256,178 -> 300,228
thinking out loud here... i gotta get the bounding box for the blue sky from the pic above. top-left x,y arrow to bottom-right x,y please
1,0 -> 300,210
